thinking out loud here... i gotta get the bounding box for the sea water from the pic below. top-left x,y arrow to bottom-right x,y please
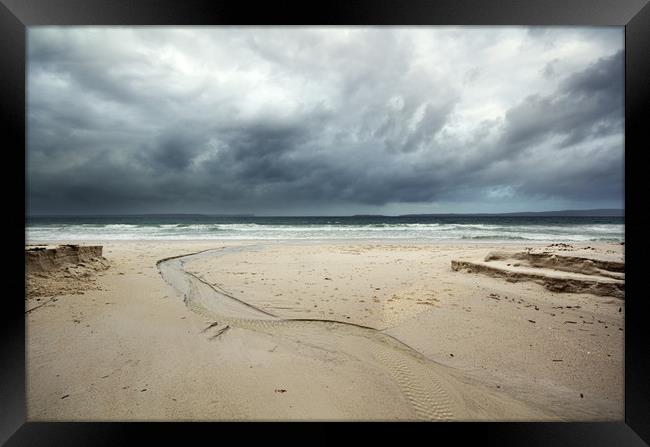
25,215 -> 624,242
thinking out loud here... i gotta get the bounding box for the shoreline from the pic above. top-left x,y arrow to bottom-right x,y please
26,237 -> 623,246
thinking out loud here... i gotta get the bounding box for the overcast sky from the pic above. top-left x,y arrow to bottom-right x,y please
27,27 -> 624,216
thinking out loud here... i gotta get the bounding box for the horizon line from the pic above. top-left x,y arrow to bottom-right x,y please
26,208 -> 625,218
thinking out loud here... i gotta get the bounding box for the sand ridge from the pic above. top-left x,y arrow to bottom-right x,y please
26,245 -> 111,312
451,246 -> 624,298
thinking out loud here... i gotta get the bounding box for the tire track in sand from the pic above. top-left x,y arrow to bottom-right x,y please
366,341 -> 454,420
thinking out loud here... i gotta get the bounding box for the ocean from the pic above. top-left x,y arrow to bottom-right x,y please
25,215 -> 625,242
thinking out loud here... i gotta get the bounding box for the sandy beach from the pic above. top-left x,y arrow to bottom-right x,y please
25,240 -> 624,421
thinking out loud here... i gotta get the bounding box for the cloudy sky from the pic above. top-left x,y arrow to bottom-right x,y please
27,27 -> 624,216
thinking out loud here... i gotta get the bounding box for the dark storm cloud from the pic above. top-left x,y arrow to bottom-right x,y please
27,27 -> 624,215
503,50 -> 623,149
138,128 -> 211,171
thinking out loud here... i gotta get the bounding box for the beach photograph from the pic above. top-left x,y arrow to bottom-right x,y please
26,26 -> 624,421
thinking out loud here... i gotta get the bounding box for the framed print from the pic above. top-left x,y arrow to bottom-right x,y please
2,0 -> 649,445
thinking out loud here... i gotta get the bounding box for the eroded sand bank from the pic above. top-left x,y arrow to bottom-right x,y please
26,240 -> 624,420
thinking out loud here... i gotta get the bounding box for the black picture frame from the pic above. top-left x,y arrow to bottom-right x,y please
2,0 -> 648,445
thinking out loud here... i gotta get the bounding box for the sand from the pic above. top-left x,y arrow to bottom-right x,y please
25,240 -> 624,421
